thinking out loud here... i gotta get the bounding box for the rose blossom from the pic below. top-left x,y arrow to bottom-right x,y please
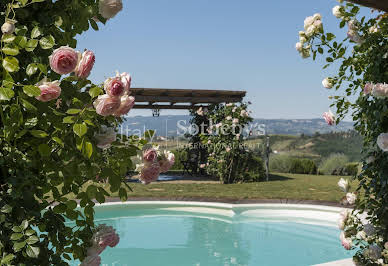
143,148 -> 157,163
384,242 -> 388,250
322,78 -> 333,89
80,255 -> 101,266
332,6 -> 343,19
93,94 -> 121,116
346,192 -> 357,205
139,162 -> 160,184
95,126 -> 116,149
338,178 -> 350,192
340,231 -> 352,250
226,116 -> 232,120
74,50 -> 95,79
377,133 -> 388,152
372,83 -> 388,98
36,80 -> 61,102
199,164 -> 206,169
226,147 -> 231,152
104,77 -> 124,97
159,151 -> 175,173
90,224 -> 120,252
49,46 -> 79,75
196,107 -> 204,116
338,209 -> 350,230
113,95 -> 135,117
364,83 -> 374,95
232,118 -> 239,124
295,42 -> 303,52
1,21 -> 15,34
323,110 -> 335,126
117,72 -> 131,94
99,0 -> 123,19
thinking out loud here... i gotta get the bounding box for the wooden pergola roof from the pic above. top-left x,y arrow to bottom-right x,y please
130,88 -> 246,109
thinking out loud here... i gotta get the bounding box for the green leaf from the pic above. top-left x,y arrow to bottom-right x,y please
119,187 -> 127,201
83,140 -> 93,158
63,116 -> 76,124
37,63 -> 47,74
95,191 -> 105,203
1,34 -> 15,43
73,123 -> 87,137
2,56 -> 19,72
326,33 -> 336,41
31,0 -> 46,2
38,144 -> 51,157
39,35 -> 55,49
26,245 -> 40,258
25,229 -> 36,236
52,137 -> 64,147
53,204 -> 66,214
31,26 -> 42,39
66,200 -> 77,210
21,220 -> 29,229
2,45 -> 19,56
30,130 -> 48,138
14,36 -> 27,48
23,85 -> 41,97
1,205 -> 12,213
13,241 -> 26,251
0,87 -> 15,101
1,254 -> 15,264
66,109 -> 81,114
19,0 -> 28,5
86,185 -> 97,198
11,226 -> 22,232
89,86 -> 103,98
26,236 -> 39,245
10,233 -> 23,241
21,99 -> 37,112
26,63 -> 38,76
25,39 -> 38,52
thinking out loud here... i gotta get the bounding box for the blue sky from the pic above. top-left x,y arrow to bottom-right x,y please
77,0 -> 366,119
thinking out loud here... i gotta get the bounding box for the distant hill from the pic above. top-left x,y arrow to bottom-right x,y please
119,115 -> 354,137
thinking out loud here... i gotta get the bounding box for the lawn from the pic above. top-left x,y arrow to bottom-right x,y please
97,173 -> 357,203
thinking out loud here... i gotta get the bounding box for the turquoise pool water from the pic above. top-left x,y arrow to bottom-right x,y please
71,204 -> 354,266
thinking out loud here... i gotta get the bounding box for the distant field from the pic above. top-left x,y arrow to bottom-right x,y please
154,132 -> 363,163
90,173 -> 358,203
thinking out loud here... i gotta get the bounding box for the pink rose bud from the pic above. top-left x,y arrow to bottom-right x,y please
113,95 -> 135,117
93,94 -> 121,116
74,50 -> 95,79
140,162 -> 160,184
80,255 -> 101,266
323,110 -> 335,126
49,46 -> 79,75
36,80 -> 61,102
143,148 -> 157,162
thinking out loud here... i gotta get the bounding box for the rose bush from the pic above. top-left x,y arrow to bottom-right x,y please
297,2 -> 388,264
0,0 -> 153,265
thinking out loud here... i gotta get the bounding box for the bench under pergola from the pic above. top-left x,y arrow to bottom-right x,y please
130,88 -> 246,115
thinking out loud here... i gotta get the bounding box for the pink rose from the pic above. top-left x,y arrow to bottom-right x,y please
49,46 -> 79,75
90,224 -> 120,254
74,50 -> 95,79
143,148 -> 157,162
93,94 -> 121,116
113,95 -> 135,117
36,80 -> 61,102
104,77 -> 124,97
117,72 -> 131,94
159,151 -> 175,173
140,162 -> 160,184
323,110 -> 335,126
340,231 -> 352,250
364,83 -> 374,95
80,255 -> 101,266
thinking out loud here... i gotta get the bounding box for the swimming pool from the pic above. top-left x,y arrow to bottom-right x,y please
72,202 -> 354,266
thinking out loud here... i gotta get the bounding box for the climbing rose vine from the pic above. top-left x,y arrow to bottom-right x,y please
0,0 -> 170,265
297,1 -> 388,264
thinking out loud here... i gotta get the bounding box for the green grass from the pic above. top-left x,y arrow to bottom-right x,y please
97,173 -> 356,203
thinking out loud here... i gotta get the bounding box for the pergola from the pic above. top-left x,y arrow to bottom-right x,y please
130,88 -> 246,113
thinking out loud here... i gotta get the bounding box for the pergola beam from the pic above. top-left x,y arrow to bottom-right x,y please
133,104 -> 210,110
134,95 -> 242,103
348,0 -> 388,12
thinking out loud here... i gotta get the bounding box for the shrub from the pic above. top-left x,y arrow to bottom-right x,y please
170,149 -> 187,170
290,158 -> 317,174
269,155 -> 292,173
319,153 -> 349,175
344,162 -> 359,176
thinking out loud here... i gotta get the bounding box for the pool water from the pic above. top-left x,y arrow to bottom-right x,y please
71,204 -> 354,266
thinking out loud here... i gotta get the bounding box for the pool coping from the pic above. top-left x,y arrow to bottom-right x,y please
102,197 -> 350,207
